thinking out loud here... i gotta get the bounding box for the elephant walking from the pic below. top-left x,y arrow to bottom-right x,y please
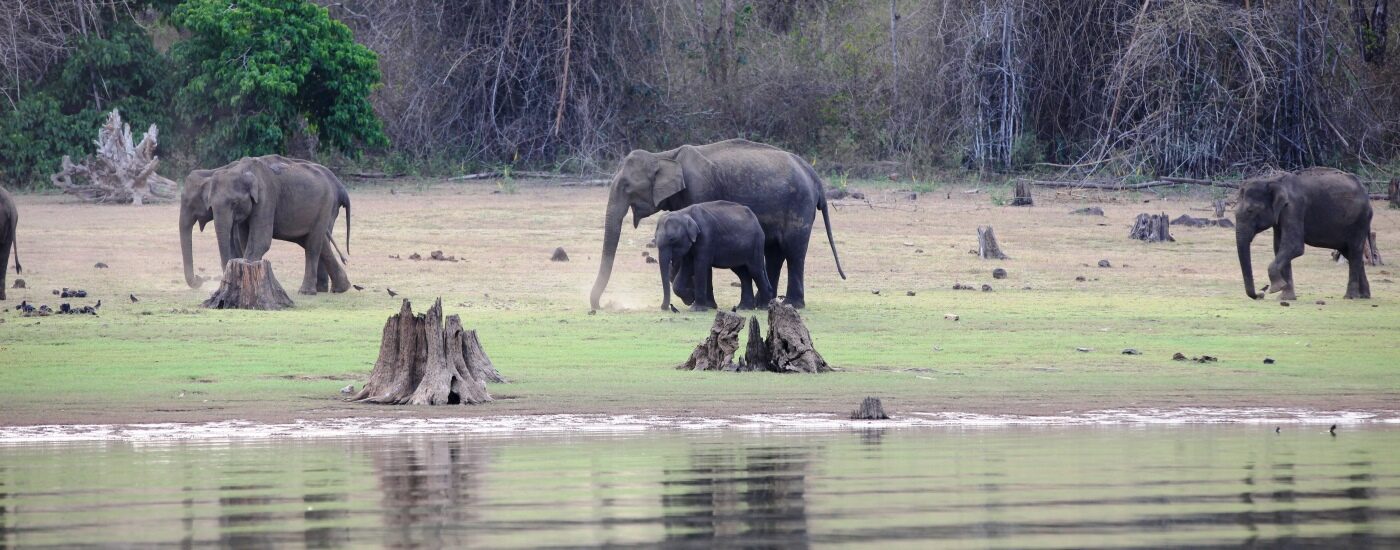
0,187 -> 20,300
590,139 -> 845,310
179,155 -> 351,295
1235,167 -> 1373,300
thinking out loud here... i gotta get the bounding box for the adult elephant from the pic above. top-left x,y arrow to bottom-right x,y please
0,186 -> 20,300
1236,167 -> 1373,300
590,139 -> 845,310
179,155 -> 350,295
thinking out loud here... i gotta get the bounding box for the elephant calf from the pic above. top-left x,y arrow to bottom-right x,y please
656,201 -> 774,312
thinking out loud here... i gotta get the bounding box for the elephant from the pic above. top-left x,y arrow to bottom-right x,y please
656,201 -> 774,312
0,186 -> 20,300
590,138 -> 845,310
1235,167 -> 1373,300
179,155 -> 351,295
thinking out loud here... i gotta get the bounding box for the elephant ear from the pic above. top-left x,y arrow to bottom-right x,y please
651,157 -> 685,208
241,170 -> 265,205
682,214 -> 700,243
1269,175 -> 1292,225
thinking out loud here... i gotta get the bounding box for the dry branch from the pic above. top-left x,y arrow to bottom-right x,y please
49,110 -> 176,204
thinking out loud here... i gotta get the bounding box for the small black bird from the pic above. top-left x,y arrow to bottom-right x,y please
129,294 -> 139,303
386,288 -> 398,297
352,284 -> 364,291
1275,427 -> 1281,434
1329,424 -> 1337,436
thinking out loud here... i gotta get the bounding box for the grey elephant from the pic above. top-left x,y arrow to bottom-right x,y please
1236,167 -> 1373,300
179,155 -> 350,295
591,139 -> 845,310
656,201 -> 774,312
0,186 -> 20,300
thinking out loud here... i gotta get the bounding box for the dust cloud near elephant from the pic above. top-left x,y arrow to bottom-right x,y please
590,139 -> 845,310
1235,167 -> 1373,301
179,155 -> 351,295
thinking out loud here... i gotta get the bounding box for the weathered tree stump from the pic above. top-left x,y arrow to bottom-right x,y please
737,316 -> 770,372
49,109 -> 176,205
202,259 -> 294,310
1336,232 -> 1385,266
1129,213 -> 1174,242
1213,199 -> 1228,218
851,397 -> 890,420
1011,181 -> 1033,206
977,225 -> 1009,259
349,299 -> 497,405
765,302 -> 832,373
550,247 -> 569,262
678,310 -> 745,371
1388,178 -> 1399,209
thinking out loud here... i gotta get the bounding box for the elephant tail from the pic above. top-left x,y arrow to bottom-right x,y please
10,227 -> 19,275
338,184 -> 351,258
799,157 -> 846,280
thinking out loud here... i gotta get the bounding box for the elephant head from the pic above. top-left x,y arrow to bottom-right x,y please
590,146 -> 710,310
654,212 -> 699,310
178,169 -> 218,288
1234,173 -> 1291,299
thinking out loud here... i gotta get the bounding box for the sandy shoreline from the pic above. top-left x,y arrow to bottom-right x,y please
1,407 -> 1395,444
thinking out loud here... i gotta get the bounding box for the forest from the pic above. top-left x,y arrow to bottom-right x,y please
3,0 -> 1398,186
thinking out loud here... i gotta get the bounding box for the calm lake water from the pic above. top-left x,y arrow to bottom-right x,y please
0,426 -> 1397,548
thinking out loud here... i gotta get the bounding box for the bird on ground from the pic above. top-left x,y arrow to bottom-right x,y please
129,294 -> 139,303
387,288 -> 398,297
1329,424 -> 1337,436
353,284 -> 364,291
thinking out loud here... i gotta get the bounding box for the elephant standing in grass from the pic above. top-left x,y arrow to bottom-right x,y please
590,139 -> 845,310
179,155 -> 350,295
1235,167 -> 1373,300
0,187 -> 20,300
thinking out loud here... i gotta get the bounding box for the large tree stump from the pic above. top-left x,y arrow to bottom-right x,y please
678,310 -> 745,371
202,259 -> 294,310
765,302 -> 832,373
1011,181 -> 1033,206
737,316 -> 771,372
1129,213 -> 1174,242
49,109 -> 177,205
349,299 -> 497,405
977,225 -> 1009,259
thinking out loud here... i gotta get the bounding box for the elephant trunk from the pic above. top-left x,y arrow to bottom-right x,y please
589,187 -> 628,310
179,209 -> 202,288
1237,226 -> 1258,299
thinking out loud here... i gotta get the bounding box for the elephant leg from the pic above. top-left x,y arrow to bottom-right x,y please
1273,230 -> 1293,293
765,242 -> 785,303
750,249 -> 775,308
298,235 -> 325,295
319,237 -> 351,293
1267,229 -> 1303,301
782,236 -> 811,309
735,267 -> 756,310
690,258 -> 716,312
0,237 -> 8,301
1345,239 -> 1370,299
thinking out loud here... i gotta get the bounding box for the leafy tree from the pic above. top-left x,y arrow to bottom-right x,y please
170,0 -> 387,164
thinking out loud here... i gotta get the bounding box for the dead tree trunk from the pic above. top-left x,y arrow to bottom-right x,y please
49,109 -> 177,205
737,316 -> 770,372
1213,199 -> 1227,218
851,397 -> 890,420
1129,213 -> 1174,242
1389,178 -> 1399,209
977,225 -> 1009,259
678,310 -> 745,371
349,299 -> 495,405
202,259 -> 294,310
765,302 -> 832,373
1011,181 -> 1033,206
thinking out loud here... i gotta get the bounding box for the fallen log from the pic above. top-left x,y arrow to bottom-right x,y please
202,259 -> 294,310
349,299 -> 498,405
678,310 -> 745,371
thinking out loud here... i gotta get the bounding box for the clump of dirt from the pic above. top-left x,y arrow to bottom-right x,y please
992,268 -> 1007,279
1071,207 -> 1105,216
1098,260 -> 1112,268
55,288 -> 87,298
94,262 -> 108,269
10,279 -> 24,289
952,283 -> 976,290
1172,352 -> 1218,363
981,284 -> 993,292
551,247 -> 570,262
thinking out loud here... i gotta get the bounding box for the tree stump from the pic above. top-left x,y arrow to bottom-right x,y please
349,299 -> 497,405
765,302 -> 832,373
1011,181 -> 1033,206
1341,232 -> 1385,266
977,225 -> 1009,259
851,397 -> 890,420
1129,213 -> 1174,242
49,109 -> 176,205
678,310 -> 745,371
737,316 -> 771,372
1213,199 -> 1228,218
202,259 -> 294,310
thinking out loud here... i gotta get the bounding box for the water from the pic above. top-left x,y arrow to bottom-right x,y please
0,426 -> 1397,548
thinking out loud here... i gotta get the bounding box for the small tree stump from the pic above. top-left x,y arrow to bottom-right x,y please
1129,213 -> 1174,242
977,225 -> 1009,260
851,397 -> 890,420
349,299 -> 496,405
1213,199 -> 1228,218
49,109 -> 176,205
550,247 -> 569,262
1011,181 -> 1033,206
1389,178 -> 1399,209
678,310 -> 745,371
737,316 -> 771,372
202,259 -> 294,310
765,302 -> 832,373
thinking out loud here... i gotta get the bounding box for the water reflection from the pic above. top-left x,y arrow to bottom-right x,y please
0,427 -> 1395,547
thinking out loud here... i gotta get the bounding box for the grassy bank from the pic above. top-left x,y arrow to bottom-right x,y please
1,179 -> 1397,425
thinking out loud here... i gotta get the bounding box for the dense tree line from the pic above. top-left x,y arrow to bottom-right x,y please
3,0 -> 1399,186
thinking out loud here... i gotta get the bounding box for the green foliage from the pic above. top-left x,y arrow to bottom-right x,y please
170,0 -> 387,164
0,95 -> 100,186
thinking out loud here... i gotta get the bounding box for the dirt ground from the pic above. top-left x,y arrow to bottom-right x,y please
1,178 -> 1397,426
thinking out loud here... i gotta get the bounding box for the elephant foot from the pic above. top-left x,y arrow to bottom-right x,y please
331,281 -> 351,293
1278,289 -> 1296,301
1344,290 -> 1370,299
298,287 -> 318,296
783,298 -> 806,309
688,304 -> 714,312
316,283 -> 329,293
735,301 -> 757,311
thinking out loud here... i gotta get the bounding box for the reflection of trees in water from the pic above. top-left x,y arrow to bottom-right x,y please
0,467 -> 9,548
661,445 -> 812,548
1232,458 -> 1382,546
370,436 -> 495,548
217,484 -> 279,547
